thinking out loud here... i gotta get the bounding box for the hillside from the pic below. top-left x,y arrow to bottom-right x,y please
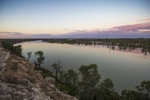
0,47 -> 77,100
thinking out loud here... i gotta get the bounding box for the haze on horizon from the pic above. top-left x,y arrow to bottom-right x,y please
0,0 -> 150,38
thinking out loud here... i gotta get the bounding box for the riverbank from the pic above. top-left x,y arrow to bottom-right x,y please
0,48 -> 77,100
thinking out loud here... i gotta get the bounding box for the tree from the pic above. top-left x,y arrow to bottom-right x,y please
78,64 -> 100,100
135,80 -> 150,99
122,80 -> 150,100
59,70 -> 66,82
97,78 -> 121,100
63,69 -> 78,87
12,45 -> 22,57
2,41 -> 22,57
141,47 -> 148,58
122,90 -> 142,100
27,51 -> 32,60
35,51 -> 45,67
2,41 -> 13,50
51,60 -> 63,79
100,78 -> 114,91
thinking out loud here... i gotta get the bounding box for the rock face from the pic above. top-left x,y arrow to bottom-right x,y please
0,48 -> 78,100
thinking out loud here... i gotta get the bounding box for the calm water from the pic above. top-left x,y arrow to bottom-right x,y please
17,40 -> 150,93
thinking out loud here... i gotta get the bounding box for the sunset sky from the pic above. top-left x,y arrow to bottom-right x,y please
0,0 -> 150,38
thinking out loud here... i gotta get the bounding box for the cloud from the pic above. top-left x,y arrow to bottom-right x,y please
10,32 -> 23,35
60,30 -> 150,38
113,23 -> 150,32
0,32 -> 23,35
74,30 -> 87,33
1,22 -> 150,39
60,22 -> 150,38
1,30 -> 150,38
0,32 -> 53,39
29,34 -> 52,38
138,18 -> 150,22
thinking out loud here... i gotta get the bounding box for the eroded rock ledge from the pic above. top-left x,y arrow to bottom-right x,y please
0,48 -> 77,100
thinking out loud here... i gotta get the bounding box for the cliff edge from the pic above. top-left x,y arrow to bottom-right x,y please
0,48 -> 77,100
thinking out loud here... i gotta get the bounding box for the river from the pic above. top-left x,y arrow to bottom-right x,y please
16,40 -> 150,93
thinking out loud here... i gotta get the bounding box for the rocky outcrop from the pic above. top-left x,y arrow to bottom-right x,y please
0,48 -> 78,100
0,48 -> 10,71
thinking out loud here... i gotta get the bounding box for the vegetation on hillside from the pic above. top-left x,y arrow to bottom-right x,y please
33,50 -> 150,100
2,41 -> 22,57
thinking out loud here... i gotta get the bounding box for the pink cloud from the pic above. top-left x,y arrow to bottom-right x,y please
113,23 -> 150,32
0,33 -> 30,38
139,18 -> 150,22
0,32 -> 53,39
1,21 -> 150,39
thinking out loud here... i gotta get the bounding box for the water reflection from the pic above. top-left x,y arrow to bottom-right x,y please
17,40 -> 150,93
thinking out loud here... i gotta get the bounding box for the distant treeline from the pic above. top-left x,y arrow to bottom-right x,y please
45,38 -> 150,57
1,38 -> 150,57
0,39 -> 41,44
1,38 -> 150,46
1,38 -> 150,47
44,38 -> 150,47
